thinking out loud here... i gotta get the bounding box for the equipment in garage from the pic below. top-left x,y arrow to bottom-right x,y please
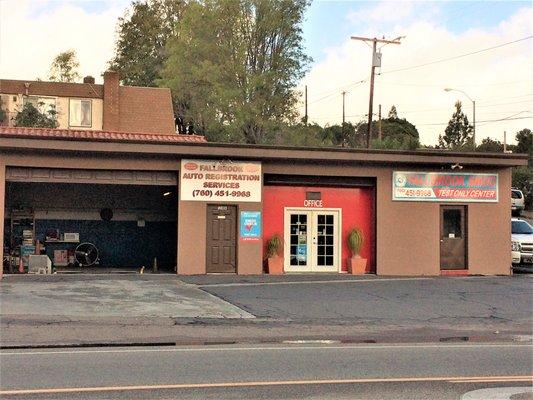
3,168 -> 178,273
75,243 -> 99,267
7,208 -> 35,273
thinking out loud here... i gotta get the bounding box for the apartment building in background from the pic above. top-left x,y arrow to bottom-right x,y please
0,71 -> 177,135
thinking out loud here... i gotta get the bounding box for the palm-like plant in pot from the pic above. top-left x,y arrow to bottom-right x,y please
266,234 -> 284,275
347,228 -> 367,274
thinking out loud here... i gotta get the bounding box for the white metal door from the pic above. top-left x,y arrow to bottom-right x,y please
284,209 -> 340,273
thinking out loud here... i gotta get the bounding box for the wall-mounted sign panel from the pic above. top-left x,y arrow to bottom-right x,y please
180,160 -> 262,202
240,211 -> 261,241
392,171 -> 498,202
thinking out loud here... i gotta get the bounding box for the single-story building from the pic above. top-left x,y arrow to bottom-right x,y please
0,126 -> 528,278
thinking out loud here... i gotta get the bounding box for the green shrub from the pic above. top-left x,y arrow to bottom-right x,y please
266,234 -> 282,258
347,228 -> 363,257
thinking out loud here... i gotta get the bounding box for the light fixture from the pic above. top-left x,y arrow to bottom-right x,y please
163,191 -> 171,197
451,163 -> 463,170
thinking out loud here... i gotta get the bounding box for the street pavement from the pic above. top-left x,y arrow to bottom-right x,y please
0,342 -> 531,399
1,275 -> 532,347
0,274 -> 252,319
196,276 -> 532,325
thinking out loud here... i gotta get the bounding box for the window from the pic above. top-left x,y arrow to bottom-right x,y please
23,96 -> 56,115
442,209 -> 462,238
511,190 -> 523,199
512,220 -> 533,235
69,99 -> 92,127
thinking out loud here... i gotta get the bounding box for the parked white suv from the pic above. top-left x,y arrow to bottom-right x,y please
511,218 -> 533,272
511,188 -> 525,216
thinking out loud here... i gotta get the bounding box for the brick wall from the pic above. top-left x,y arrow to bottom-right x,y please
103,71 -> 120,131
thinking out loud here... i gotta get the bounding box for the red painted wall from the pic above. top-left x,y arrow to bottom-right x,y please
263,186 -> 375,272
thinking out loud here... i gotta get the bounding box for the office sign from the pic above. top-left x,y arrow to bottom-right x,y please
240,211 -> 261,241
393,171 -> 498,202
180,159 -> 261,202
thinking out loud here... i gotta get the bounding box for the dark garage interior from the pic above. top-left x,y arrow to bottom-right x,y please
3,182 -> 177,272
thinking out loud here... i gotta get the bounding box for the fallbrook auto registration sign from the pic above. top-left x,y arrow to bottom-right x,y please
393,171 -> 498,202
180,159 -> 262,202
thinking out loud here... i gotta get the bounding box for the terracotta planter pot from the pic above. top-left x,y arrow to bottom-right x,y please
347,256 -> 367,275
267,256 -> 284,275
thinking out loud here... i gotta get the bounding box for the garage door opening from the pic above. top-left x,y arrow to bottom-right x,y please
4,181 -> 177,273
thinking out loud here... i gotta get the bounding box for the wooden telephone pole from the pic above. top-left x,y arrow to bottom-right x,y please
342,91 -> 346,124
378,104 -> 382,141
350,36 -> 403,148
304,85 -> 308,125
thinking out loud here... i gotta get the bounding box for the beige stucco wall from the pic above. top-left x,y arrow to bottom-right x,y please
177,199 -> 263,275
0,151 -> 513,277
1,94 -> 103,130
0,162 -> 4,279
468,167 -> 511,275
56,97 -> 103,130
262,161 -> 511,276
375,166 -> 511,276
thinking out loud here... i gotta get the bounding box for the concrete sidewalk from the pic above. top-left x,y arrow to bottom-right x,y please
1,274 -> 532,347
0,274 -> 252,319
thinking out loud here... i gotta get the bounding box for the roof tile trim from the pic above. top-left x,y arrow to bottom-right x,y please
0,126 -> 207,143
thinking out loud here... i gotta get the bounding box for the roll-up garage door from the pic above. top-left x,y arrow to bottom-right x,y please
5,167 -> 177,186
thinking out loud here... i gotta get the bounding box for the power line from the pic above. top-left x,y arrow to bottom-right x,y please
477,94 -> 533,104
306,78 -> 368,102
378,35 -> 533,75
417,114 -> 532,127
378,80 -> 530,88
376,98 -> 533,114
307,91 -> 339,105
476,111 -> 532,127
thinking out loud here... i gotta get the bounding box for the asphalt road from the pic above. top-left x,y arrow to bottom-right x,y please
1,342 -> 532,399
198,276 -> 532,326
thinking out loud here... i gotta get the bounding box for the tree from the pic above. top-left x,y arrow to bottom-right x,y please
388,105 -> 398,119
322,122 -> 361,148
476,137 -> 504,153
14,102 -> 58,128
278,123 -> 332,147
357,107 -> 420,150
0,97 -> 6,124
109,0 -> 184,87
160,0 -> 310,144
49,50 -> 80,82
438,101 -> 474,150
514,128 -> 532,164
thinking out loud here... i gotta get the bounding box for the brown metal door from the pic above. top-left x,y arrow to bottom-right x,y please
206,205 -> 237,273
440,206 -> 467,270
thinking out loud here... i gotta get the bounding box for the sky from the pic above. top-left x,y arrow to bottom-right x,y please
0,0 -> 531,146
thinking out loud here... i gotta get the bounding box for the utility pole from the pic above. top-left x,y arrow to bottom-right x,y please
342,91 -> 346,147
351,36 -> 403,148
378,104 -> 382,141
503,131 -> 507,153
304,85 -> 308,125
342,91 -> 346,125
472,100 -> 476,147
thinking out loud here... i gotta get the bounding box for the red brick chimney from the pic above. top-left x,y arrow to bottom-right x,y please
103,70 -> 119,131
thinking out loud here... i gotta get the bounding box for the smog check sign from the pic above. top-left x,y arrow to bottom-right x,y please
393,171 -> 498,202
180,159 -> 262,202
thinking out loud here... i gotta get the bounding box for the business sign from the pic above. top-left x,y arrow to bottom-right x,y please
240,211 -> 261,241
393,171 -> 498,202
180,159 -> 261,202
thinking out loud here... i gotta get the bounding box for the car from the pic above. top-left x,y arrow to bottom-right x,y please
511,218 -> 533,273
511,188 -> 525,216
